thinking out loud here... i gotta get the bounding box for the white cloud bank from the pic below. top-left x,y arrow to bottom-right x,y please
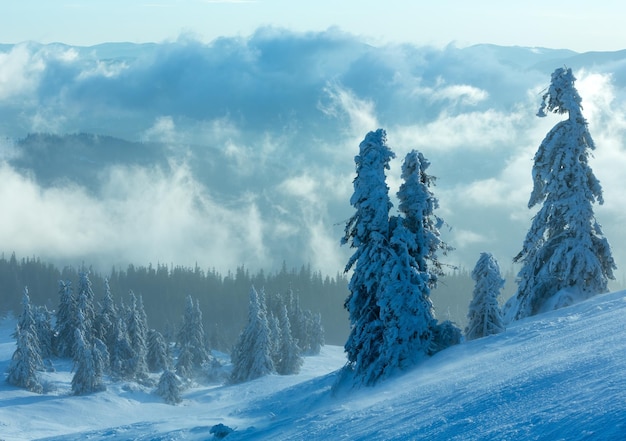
1,31 -> 626,280
0,159 -> 270,274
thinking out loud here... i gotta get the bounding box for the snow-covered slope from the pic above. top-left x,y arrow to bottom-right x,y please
2,290 -> 626,440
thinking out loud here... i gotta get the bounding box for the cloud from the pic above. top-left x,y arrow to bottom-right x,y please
142,116 -> 177,144
0,44 -> 45,101
279,174 -> 319,201
451,228 -> 489,248
392,108 -> 527,153
411,79 -> 489,107
0,159 -> 272,273
319,83 -> 379,138
276,170 -> 352,275
2,31 -> 626,279
433,66 -> 626,273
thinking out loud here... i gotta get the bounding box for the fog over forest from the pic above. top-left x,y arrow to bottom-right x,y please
1,29 -> 626,287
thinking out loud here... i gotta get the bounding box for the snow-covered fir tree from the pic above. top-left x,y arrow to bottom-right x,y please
341,129 -> 395,384
34,305 -> 54,360
281,290 -> 325,356
14,287 -> 41,360
284,290 -> 306,351
147,329 -> 170,373
54,280 -> 77,358
267,310 -> 282,368
397,151 -> 460,356
71,328 -> 106,395
230,286 -> 275,384
94,278 -> 118,355
126,291 -> 149,379
465,252 -> 505,341
15,287 -> 36,336
507,67 -> 616,321
6,324 -> 43,393
93,336 -> 110,379
275,303 -> 302,375
156,370 -> 182,405
76,270 -> 96,341
175,343 -> 194,379
76,289 -> 95,347
373,216 -> 439,382
110,316 -> 135,379
341,134 -> 459,385
306,311 -> 325,355
176,295 -> 210,374
397,150 -> 452,288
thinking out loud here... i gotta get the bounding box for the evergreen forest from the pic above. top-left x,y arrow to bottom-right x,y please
0,253 -> 521,347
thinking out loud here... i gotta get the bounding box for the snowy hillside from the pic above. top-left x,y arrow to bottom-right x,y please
2,290 -> 626,440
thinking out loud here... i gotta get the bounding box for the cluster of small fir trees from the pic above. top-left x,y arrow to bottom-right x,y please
465,253 -> 505,341
341,129 -> 460,386
230,286 -> 324,384
155,294 -> 219,404
5,270 -> 218,404
6,273 -> 113,395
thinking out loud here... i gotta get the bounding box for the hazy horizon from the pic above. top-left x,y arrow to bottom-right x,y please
3,1 -> 626,52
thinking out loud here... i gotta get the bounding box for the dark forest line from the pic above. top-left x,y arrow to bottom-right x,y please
0,253 -> 349,347
1,252 -> 590,347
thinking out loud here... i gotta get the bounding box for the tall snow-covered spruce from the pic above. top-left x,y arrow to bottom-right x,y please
230,286 -> 275,384
465,252 -> 505,341
7,289 -> 44,394
397,150 -> 452,287
506,67 -> 616,321
76,270 -> 97,343
126,291 -> 149,379
14,287 -> 41,358
54,280 -> 77,358
275,303 -> 303,375
341,129 -> 395,385
7,324 -> 43,393
156,369 -> 182,405
71,328 -> 106,395
147,329 -> 170,373
341,130 -> 458,386
94,278 -> 118,355
176,295 -> 210,375
375,216 -> 437,379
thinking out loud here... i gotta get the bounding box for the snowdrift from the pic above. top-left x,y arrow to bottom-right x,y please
2,290 -> 626,440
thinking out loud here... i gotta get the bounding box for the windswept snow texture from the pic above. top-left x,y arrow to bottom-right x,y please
2,291 -> 626,440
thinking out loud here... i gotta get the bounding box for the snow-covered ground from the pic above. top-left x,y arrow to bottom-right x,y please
2,290 -> 626,440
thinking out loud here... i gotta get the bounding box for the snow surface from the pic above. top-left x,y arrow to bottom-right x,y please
2,290 -> 626,440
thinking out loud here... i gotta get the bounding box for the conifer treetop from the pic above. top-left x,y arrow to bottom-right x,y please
537,67 -> 583,117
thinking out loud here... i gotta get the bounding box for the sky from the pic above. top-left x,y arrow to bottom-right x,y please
2,0 -> 626,52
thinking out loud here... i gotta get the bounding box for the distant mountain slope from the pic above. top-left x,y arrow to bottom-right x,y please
10,131 -> 286,198
464,44 -> 578,70
12,133 -> 169,191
